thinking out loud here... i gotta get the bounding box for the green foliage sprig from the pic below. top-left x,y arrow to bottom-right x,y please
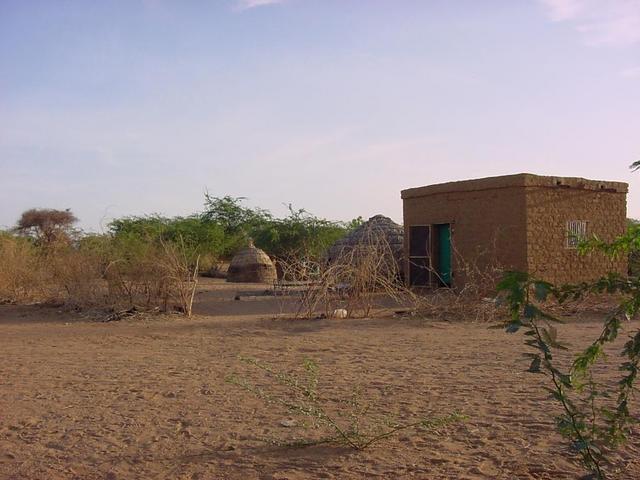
497,269 -> 640,479
577,224 -> 640,259
226,356 -> 465,450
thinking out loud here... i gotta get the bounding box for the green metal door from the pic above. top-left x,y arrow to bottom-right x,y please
438,224 -> 452,286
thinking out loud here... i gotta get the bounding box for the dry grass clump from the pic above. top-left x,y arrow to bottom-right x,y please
0,232 -> 198,317
47,244 -> 107,308
104,238 -> 199,316
0,234 -> 107,306
0,234 -> 44,304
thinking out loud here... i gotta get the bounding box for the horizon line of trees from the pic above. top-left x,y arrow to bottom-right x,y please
3,195 -> 364,267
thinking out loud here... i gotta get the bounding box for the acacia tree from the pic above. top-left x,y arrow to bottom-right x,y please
15,208 -> 78,246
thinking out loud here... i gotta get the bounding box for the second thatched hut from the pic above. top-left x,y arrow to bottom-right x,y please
326,214 -> 404,275
227,241 -> 278,283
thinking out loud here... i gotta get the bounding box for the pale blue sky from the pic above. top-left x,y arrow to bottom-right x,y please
1,0 -> 639,230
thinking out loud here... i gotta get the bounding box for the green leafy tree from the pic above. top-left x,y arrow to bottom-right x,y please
108,215 -> 225,267
202,194 -> 272,234
106,196 -> 359,262
202,194 -> 357,259
252,205 -> 352,259
201,195 -> 274,255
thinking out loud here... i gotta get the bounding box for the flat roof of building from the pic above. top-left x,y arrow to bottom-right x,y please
401,173 -> 628,199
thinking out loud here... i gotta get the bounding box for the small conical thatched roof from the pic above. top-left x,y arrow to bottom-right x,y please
227,241 -> 277,284
326,215 -> 404,268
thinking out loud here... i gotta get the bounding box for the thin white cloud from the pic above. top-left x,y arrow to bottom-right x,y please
540,0 -> 584,21
620,66 -> 640,78
539,0 -> 640,46
234,0 -> 285,11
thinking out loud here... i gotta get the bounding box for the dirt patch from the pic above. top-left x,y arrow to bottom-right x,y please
1,298 -> 639,479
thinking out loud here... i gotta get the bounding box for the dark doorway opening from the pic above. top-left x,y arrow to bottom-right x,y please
408,223 -> 452,288
408,225 -> 430,286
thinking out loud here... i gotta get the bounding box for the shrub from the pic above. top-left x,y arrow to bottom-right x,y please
253,206 -> 353,260
108,215 -> 225,270
498,270 -> 640,478
0,228 -> 199,317
413,237 -> 504,322
227,356 -> 465,449
0,233 -> 43,303
3,197 -> 362,314
275,227 -> 411,319
98,234 -> 199,315
202,195 -> 358,260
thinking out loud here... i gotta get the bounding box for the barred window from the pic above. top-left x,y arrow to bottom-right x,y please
566,220 -> 587,249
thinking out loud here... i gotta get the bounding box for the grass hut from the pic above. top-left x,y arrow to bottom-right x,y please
326,215 -> 404,275
227,241 -> 278,283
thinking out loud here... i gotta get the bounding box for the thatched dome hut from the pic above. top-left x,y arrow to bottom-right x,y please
326,215 -> 404,273
227,241 -> 277,283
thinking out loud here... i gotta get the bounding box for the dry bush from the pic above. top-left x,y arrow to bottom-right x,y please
104,246 -> 170,312
45,243 -> 107,309
277,228 -> 410,319
331,229 -> 407,318
196,252 -> 220,276
0,234 -> 45,303
413,239 -> 505,322
0,236 -> 102,307
103,238 -> 199,316
158,239 -> 200,317
0,233 -> 111,307
0,231 -> 198,317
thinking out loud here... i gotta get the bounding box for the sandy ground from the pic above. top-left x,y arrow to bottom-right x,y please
1,282 -> 639,479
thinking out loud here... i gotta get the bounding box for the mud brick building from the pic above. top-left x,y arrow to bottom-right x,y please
401,173 -> 628,288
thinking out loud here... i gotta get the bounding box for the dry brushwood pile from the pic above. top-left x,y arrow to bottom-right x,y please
277,228 -> 411,319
